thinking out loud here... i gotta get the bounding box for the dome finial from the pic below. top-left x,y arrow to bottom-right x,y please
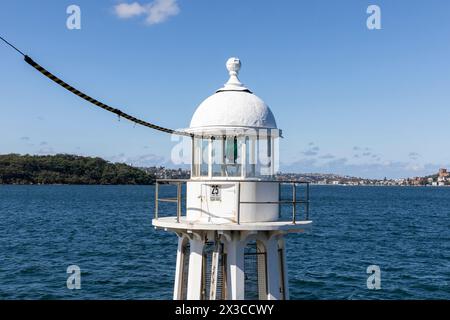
226,57 -> 241,77
219,57 -> 250,92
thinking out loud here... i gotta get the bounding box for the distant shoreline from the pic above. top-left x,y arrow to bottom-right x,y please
0,183 -> 155,186
2,153 -> 448,187
1,183 -> 449,188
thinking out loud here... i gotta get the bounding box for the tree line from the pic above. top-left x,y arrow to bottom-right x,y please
0,154 -> 155,185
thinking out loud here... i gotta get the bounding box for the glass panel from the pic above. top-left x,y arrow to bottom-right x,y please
257,130 -> 272,177
224,136 -> 242,177
193,130 -> 277,179
246,136 -> 256,178
192,138 -> 200,177
200,138 -> 209,177
206,135 -> 247,178
212,137 -> 225,177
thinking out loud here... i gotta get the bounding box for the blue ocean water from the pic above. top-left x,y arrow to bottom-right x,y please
0,185 -> 449,300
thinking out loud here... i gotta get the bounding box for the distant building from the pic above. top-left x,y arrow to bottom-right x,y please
438,176 -> 447,183
438,168 -> 449,178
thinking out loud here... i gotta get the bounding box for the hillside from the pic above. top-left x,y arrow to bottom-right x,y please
0,154 -> 155,185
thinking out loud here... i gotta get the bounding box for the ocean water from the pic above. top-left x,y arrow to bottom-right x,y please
0,185 -> 449,300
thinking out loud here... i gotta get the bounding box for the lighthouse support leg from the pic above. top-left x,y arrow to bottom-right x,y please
173,236 -> 186,300
187,238 -> 204,300
279,238 -> 290,299
265,237 -> 282,300
225,234 -> 245,300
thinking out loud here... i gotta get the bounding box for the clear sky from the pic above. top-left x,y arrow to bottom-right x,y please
1,0 -> 449,179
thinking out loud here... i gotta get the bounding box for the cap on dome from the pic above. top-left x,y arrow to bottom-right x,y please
216,57 -> 251,93
189,58 -> 277,130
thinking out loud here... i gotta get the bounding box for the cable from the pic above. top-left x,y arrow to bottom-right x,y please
24,55 -> 193,137
0,35 -> 26,56
1,34 -> 195,139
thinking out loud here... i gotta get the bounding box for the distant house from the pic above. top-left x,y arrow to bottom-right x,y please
438,168 -> 449,178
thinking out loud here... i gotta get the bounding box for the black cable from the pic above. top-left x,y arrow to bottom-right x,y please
1,34 -> 195,139
24,55 -> 194,138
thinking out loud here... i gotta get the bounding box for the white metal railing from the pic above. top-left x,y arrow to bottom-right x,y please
154,179 -> 310,224
154,179 -> 187,223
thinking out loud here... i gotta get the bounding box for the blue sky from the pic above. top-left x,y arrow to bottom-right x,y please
1,0 -> 449,179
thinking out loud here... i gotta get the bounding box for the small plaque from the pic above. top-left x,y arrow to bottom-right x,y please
210,185 -> 221,201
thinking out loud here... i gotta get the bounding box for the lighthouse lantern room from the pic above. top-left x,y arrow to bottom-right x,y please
152,58 -> 311,300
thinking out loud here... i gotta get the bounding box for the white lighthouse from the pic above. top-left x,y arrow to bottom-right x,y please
152,58 -> 311,300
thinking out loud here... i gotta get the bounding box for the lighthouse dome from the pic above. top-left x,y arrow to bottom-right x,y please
189,58 -> 277,130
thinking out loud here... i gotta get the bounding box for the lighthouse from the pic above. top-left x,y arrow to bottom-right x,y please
152,58 -> 311,300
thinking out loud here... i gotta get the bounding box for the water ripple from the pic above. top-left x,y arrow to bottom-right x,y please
0,185 -> 449,299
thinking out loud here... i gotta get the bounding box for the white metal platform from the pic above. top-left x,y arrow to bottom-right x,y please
152,217 -> 312,231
